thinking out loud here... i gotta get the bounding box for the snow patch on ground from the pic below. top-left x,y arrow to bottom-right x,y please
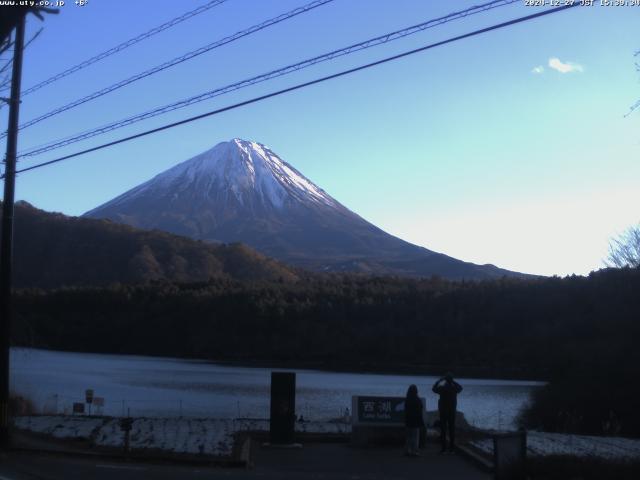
470,431 -> 640,461
14,415 -> 106,440
13,415 -> 350,458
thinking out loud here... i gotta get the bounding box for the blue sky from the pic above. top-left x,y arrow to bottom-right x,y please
1,0 -> 639,276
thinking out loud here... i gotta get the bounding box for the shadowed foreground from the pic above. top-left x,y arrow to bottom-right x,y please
0,442 -> 489,480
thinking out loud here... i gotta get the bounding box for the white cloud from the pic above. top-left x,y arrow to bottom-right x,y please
548,57 -> 584,74
531,65 -> 544,74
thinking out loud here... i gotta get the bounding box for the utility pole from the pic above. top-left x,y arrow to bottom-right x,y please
0,13 -> 26,450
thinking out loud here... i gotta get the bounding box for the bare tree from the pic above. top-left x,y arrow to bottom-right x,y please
627,50 -> 640,117
0,27 -> 43,114
606,224 -> 640,268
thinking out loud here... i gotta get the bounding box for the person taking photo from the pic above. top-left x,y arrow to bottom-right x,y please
432,372 -> 463,454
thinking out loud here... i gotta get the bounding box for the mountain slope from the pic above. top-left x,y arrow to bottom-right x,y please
8,201 -> 298,288
85,138 -> 526,280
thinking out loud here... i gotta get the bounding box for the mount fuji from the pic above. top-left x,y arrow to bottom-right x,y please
84,138 -> 524,279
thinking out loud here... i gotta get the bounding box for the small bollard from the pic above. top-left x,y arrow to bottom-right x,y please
493,431 -> 527,480
119,417 -> 133,453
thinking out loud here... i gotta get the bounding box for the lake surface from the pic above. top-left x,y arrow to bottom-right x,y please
10,348 -> 543,430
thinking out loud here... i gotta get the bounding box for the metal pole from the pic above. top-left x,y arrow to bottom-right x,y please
0,14 -> 26,450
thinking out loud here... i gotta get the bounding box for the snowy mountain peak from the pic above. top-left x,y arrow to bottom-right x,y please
84,138 -> 527,280
221,138 -> 335,208
95,139 -> 337,212
162,138 -> 335,209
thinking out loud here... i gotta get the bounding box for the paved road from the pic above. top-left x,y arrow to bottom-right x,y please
0,443 -> 490,480
252,441 -> 491,480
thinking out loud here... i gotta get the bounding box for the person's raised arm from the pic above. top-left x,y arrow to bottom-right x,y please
432,378 -> 442,393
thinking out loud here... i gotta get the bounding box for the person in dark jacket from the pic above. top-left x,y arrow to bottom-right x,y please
404,384 -> 425,457
432,372 -> 463,453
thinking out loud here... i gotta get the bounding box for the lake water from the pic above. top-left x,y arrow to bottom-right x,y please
10,348 -> 543,430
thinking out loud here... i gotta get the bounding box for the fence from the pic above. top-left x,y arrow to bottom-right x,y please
24,392 -> 352,422
24,391 -> 520,433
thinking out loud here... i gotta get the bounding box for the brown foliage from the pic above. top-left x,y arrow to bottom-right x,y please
5,201 -> 297,288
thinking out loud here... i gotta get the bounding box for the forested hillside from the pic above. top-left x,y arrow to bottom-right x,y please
7,201 -> 297,287
13,268 -> 640,418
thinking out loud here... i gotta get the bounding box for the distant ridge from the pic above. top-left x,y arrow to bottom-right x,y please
9,201 -> 297,288
85,138 -> 529,280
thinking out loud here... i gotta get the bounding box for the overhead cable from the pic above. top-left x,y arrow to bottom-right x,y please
20,0 -> 230,97
6,0 -> 335,138
18,0 -> 519,158
11,3 -> 579,177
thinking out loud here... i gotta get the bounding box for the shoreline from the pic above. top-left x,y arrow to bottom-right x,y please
11,346 -> 547,383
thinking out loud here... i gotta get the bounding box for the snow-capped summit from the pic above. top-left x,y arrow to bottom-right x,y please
96,138 -> 336,213
85,139 -> 525,279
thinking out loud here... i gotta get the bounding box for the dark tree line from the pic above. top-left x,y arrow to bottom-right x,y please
11,266 -> 640,435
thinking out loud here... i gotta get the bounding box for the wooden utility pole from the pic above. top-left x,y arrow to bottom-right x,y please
0,12 -> 26,450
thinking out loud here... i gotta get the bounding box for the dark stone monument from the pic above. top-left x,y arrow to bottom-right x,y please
269,372 -> 296,445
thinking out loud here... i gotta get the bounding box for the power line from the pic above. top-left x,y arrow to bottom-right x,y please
19,0 -> 229,97
15,0 -> 515,155
17,0 -> 519,159
10,3 -> 578,177
4,0 -> 335,137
